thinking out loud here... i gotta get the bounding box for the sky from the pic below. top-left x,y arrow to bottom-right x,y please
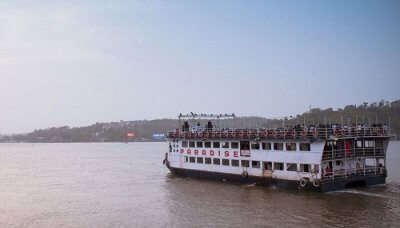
0,0 -> 399,133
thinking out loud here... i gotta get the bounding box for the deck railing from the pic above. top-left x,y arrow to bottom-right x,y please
167,126 -> 390,140
321,167 -> 386,183
321,148 -> 385,160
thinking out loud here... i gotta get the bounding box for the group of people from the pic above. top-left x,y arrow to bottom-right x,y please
181,121 -> 214,133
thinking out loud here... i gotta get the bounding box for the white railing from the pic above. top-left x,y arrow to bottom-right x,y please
321,167 -> 385,183
168,126 -> 390,140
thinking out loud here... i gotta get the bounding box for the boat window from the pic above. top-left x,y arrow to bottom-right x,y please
365,158 -> 376,167
274,162 -> 284,171
299,143 -> 311,151
286,143 -> 296,151
251,143 -> 260,150
262,142 -> 271,150
189,141 -> 195,147
213,142 -> 220,148
376,140 -> 384,148
182,141 -> 188,148
213,158 -> 220,165
205,158 -> 212,164
190,157 -> 195,163
300,164 -> 310,172
184,156 -> 188,163
356,140 -> 363,148
264,162 -> 273,170
365,140 -> 375,148
231,160 -> 239,167
324,141 -> 338,151
241,160 -> 250,167
252,161 -> 260,168
274,143 -> 284,151
196,141 -> 203,148
286,163 -> 297,171
222,142 -> 230,148
240,141 -> 250,150
197,157 -> 204,164
313,164 -> 319,173
378,159 -> 384,167
231,142 -> 239,149
205,142 -> 211,148
222,159 -> 230,166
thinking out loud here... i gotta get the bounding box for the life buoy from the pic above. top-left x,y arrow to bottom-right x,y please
299,177 -> 308,188
312,179 -> 320,187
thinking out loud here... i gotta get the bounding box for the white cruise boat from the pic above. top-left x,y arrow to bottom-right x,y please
163,113 -> 392,192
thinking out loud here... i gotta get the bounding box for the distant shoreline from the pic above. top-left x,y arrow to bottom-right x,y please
1,139 -> 398,144
0,140 -> 167,144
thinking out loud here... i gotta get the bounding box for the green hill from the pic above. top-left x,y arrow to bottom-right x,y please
2,99 -> 399,143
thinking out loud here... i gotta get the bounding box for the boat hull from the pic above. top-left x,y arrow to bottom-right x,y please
320,175 -> 386,192
169,167 -> 320,191
168,167 -> 385,192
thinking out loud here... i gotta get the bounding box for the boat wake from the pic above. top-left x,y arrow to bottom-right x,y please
330,189 -> 391,199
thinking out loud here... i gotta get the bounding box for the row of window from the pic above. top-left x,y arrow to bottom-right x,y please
183,156 -> 318,173
181,141 -> 311,151
182,141 -> 237,149
356,140 -> 377,148
324,139 -> 383,151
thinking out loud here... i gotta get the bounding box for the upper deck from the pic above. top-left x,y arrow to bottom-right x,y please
168,126 -> 391,141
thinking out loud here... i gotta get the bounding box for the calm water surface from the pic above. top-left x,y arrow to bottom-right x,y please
0,142 -> 399,228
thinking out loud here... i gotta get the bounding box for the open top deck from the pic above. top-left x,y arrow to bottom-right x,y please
168,126 -> 391,141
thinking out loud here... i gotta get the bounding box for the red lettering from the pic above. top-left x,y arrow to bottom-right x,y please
210,150 -> 215,156
194,150 -> 199,155
233,151 -> 238,157
224,151 -> 230,157
187,149 -> 191,155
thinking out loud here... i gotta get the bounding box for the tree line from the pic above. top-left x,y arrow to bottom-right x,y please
1,99 -> 399,143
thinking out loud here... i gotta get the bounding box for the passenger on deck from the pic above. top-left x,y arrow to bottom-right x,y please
207,121 -> 213,131
183,121 -> 190,132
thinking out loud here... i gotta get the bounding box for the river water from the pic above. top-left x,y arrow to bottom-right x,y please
0,141 -> 399,228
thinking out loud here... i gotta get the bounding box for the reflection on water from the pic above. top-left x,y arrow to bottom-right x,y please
0,142 -> 399,227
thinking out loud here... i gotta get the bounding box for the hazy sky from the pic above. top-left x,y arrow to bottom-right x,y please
1,0 -> 399,133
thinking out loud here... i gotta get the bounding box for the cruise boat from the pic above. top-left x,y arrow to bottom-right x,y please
163,113 -> 392,192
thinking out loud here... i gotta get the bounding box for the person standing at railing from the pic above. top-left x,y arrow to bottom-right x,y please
207,121 -> 213,131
